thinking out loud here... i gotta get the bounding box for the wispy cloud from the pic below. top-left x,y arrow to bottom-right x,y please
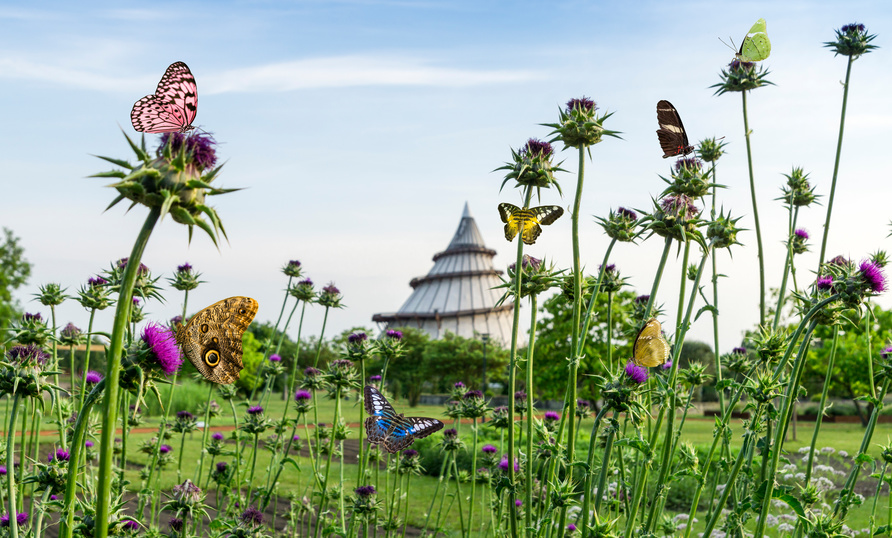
203,56 -> 539,93
0,55 -> 539,93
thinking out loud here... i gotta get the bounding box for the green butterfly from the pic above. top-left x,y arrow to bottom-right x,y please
737,18 -> 771,62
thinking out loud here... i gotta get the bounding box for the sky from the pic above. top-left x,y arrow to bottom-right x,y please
2,0 -> 892,359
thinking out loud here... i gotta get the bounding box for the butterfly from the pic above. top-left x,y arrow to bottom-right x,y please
174,296 -> 258,384
737,18 -> 771,62
498,203 -> 564,245
364,385 -> 444,453
655,100 -> 695,159
632,318 -> 671,368
131,62 -> 198,134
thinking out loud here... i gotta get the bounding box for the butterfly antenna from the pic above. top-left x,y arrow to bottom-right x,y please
718,36 -> 737,53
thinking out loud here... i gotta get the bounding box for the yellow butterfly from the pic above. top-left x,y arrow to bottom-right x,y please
632,318 -> 670,368
498,203 -> 564,245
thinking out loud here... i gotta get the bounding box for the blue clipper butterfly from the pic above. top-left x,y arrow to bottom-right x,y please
364,385 -> 444,453
656,100 -> 695,159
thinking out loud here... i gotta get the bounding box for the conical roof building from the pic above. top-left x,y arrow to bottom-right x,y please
373,203 -> 513,344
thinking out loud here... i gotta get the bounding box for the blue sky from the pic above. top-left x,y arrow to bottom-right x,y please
2,1 -> 892,357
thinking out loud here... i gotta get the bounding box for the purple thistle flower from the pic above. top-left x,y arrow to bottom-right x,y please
299,277 -> 313,287
6,345 -> 49,368
159,445 -> 172,454
60,323 -> 81,339
403,449 -> 419,459
883,347 -> 892,360
463,390 -> 484,400
269,354 -> 282,362
176,410 -> 194,420
634,294 -> 650,304
177,263 -> 193,273
288,260 -> 301,268
216,462 -> 228,472
292,434 -> 300,442
729,58 -> 755,71
304,367 -> 320,377
499,456 -> 520,472
577,399 -> 590,409
522,138 -> 554,159
159,132 -> 218,171
841,23 -> 866,34
132,297 -> 140,306
322,283 -> 340,295
168,517 -> 183,532
567,524 -> 578,532
50,495 -> 58,501
453,381 -> 465,390
624,361 -> 648,384
369,375 -> 382,382
600,263 -> 616,274
348,332 -> 368,344
84,441 -> 94,448
859,260 -> 887,293
141,323 -> 183,375
794,228 -> 809,240
816,275 -> 834,291
515,499 -> 523,507
169,315 -> 184,327
828,255 -> 850,267
732,347 -> 747,355
48,449 -> 70,463
386,329 -> 402,340
23,312 -> 42,322
444,429 -> 458,440
238,507 -> 264,528
566,96 -> 596,113
482,444 -> 497,454
0,513 -> 27,528
87,276 -> 108,287
514,391 -> 527,401
544,411 -> 560,422
674,157 -> 702,172
661,360 -> 673,371
660,193 -> 700,219
123,520 -> 139,531
247,406 -> 263,415
212,432 -> 224,441
355,485 -> 377,498
0,466 -> 7,476
116,258 -> 150,275
84,371 -> 102,384
617,207 -> 638,221
294,390 -> 312,401
331,359 -> 354,369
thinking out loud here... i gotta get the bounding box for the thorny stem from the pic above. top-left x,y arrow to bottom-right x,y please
742,91 -> 766,326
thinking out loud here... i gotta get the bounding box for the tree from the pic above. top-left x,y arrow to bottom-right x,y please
0,228 -> 31,331
371,327 -> 430,406
421,331 -> 508,395
533,289 -> 639,401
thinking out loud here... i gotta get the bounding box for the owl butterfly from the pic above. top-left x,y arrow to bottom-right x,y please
737,18 -> 771,62
175,296 -> 258,384
498,203 -> 564,245
364,385 -> 444,453
131,61 -> 198,134
632,318 -> 671,368
656,100 -> 695,159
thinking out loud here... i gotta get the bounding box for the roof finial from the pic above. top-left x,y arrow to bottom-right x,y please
462,201 -> 472,218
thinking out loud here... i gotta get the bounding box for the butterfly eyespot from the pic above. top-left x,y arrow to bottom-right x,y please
212,337 -> 219,344
204,350 -> 220,367
239,308 -> 246,314
200,323 -> 209,333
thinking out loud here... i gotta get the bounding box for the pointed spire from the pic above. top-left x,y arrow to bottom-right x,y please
448,203 -> 485,250
462,201 -> 472,218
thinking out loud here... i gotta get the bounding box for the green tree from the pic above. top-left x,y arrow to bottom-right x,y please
371,327 -> 430,406
421,331 -> 508,395
533,289 -> 639,401
0,228 -> 31,331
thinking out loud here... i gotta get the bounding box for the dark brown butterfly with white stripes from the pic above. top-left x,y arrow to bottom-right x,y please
498,203 -> 564,245
364,385 -> 443,453
174,297 -> 258,384
655,100 -> 695,159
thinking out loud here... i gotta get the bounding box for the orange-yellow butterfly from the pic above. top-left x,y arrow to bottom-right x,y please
632,318 -> 670,368
498,203 -> 564,245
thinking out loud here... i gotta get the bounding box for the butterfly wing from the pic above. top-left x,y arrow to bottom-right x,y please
364,385 -> 398,446
656,100 -> 693,159
131,62 -> 198,133
407,416 -> 444,440
498,203 -> 522,242
176,296 -> 258,384
632,318 -> 670,368
738,19 -> 771,62
520,206 -> 564,245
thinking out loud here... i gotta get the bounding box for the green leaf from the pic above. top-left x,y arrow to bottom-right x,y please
93,155 -> 134,169
856,453 -> 873,465
695,304 -> 718,321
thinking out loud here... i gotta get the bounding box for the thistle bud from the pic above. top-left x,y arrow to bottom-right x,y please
825,23 -> 878,58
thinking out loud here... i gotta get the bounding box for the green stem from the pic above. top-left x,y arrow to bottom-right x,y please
94,206 -> 161,538
31,487 -> 53,538
50,305 -> 65,450
709,162 -> 725,418
79,309 -> 97,409
742,90 -> 766,326
313,386 -> 342,538
194,383 -> 215,482
506,186 -> 533,538
312,307 -> 331,369
524,294 -> 538,537
804,326 -> 839,484
774,206 -> 800,329
469,417 -> 478,538
818,56 -> 854,269
60,380 -> 105,538
579,406 -> 610,533
6,393 -> 20,538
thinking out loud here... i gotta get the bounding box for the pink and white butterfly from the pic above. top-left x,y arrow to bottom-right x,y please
131,62 -> 198,134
